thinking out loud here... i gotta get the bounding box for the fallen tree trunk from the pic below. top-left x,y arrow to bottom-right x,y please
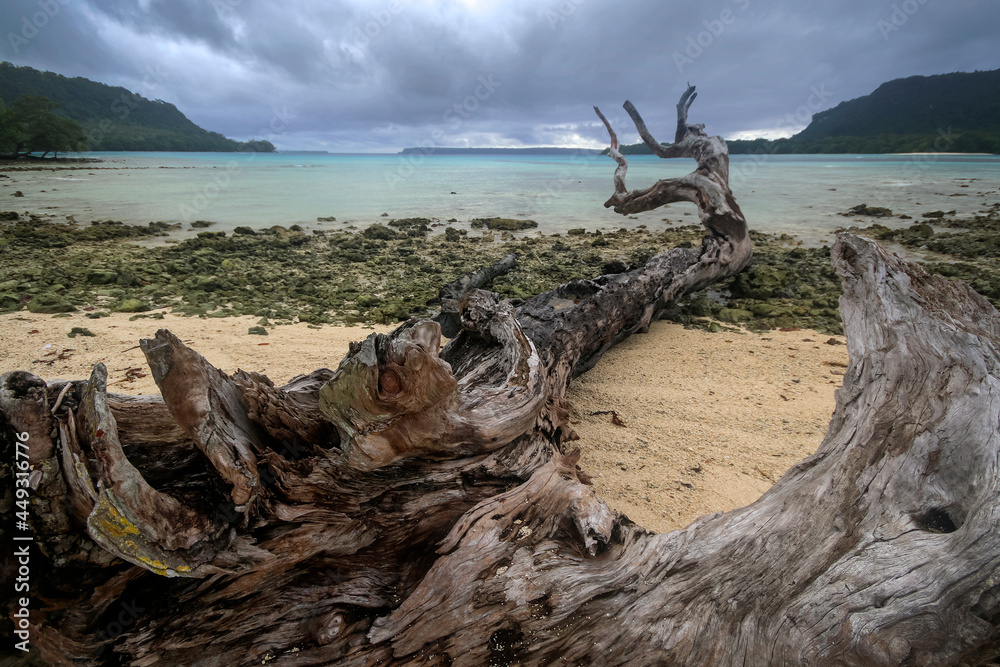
435,252 -> 518,337
2,89 -> 999,666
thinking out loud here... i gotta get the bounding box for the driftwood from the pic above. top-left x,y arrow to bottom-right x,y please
435,253 -> 518,337
2,88 -> 999,666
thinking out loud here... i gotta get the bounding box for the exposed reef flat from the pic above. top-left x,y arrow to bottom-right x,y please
2,202 -> 998,336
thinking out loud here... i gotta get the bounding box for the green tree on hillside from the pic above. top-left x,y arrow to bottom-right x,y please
0,94 -> 88,158
0,99 -> 20,156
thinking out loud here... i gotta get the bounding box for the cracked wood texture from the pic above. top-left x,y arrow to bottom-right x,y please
5,235 -> 998,666
2,88 -> 998,666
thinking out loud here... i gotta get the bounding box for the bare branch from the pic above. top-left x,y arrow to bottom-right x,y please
676,82 -> 698,142
595,84 -> 749,272
434,252 -> 518,337
593,105 -> 627,198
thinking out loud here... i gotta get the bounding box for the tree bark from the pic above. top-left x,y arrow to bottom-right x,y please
3,89 -> 999,666
435,253 -> 518,337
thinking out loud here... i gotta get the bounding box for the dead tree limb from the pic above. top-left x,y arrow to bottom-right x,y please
593,84 -> 751,318
435,252 -> 518,337
5,233 -> 998,665
4,87 -> 998,666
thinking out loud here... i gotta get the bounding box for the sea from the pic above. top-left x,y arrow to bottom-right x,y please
5,152 -> 1000,246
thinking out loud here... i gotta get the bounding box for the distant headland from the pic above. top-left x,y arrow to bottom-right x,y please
0,62 -> 275,154
617,69 -> 1000,155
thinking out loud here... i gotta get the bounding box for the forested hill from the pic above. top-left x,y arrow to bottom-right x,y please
796,69 -> 1000,140
0,62 -> 274,152
615,69 -> 1000,155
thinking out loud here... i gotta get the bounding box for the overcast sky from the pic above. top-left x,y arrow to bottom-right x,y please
3,0 -> 998,151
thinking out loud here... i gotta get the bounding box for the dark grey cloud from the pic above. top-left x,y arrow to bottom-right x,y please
3,0 -> 998,150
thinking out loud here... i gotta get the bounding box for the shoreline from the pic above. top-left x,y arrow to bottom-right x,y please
4,152 -> 999,247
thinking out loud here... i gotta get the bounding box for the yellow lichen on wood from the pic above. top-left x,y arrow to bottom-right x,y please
86,490 -> 195,578
100,501 -> 141,537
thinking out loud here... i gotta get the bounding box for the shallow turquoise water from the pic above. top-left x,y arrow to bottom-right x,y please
5,152 -> 999,244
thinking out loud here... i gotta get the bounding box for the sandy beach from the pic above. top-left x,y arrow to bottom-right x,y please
0,309 -> 847,534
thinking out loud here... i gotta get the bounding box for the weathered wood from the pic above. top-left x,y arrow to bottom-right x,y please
3,86 -> 998,666
234,368 -> 338,448
316,293 -> 545,471
354,233 -> 1000,665
6,242 -> 1000,665
1,372 -> 78,562
77,364 -> 217,567
140,328 -> 274,511
585,83 -> 752,349
435,252 -> 518,337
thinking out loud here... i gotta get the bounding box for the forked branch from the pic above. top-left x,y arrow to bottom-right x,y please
587,84 -> 752,328
594,85 -> 743,243
593,106 -> 628,199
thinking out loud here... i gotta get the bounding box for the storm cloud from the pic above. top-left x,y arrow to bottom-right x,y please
3,0 -> 998,151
